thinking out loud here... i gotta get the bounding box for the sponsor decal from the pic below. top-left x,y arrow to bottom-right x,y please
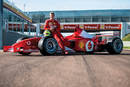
84,24 -> 100,30
8,24 -> 36,30
100,24 -> 105,29
49,22 -> 53,26
60,25 -> 64,30
53,22 -> 56,25
113,31 -> 120,36
128,26 -> 130,29
40,24 -> 44,29
79,41 -> 85,49
86,40 -> 94,52
26,41 -> 31,46
79,24 -> 84,29
39,24 -> 122,30
63,24 -> 77,30
104,24 -> 121,30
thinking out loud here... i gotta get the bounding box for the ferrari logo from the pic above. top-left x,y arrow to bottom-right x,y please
53,22 -> 56,25
79,41 -> 84,49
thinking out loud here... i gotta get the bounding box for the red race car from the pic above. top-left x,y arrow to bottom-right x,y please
3,28 -> 123,55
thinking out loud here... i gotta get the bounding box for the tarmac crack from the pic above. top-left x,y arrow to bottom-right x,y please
81,55 -> 101,87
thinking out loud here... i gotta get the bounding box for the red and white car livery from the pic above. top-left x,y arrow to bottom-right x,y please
4,27 -> 123,55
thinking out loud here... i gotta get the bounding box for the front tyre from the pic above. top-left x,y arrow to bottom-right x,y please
107,38 -> 123,54
38,38 -> 58,55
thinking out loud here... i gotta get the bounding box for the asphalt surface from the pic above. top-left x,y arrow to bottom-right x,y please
0,50 -> 130,87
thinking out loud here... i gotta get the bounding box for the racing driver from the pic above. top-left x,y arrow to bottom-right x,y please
44,12 -> 68,54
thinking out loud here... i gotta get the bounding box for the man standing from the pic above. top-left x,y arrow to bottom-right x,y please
44,12 -> 68,54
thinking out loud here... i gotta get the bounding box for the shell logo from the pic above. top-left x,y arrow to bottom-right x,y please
86,40 -> 94,52
60,25 -> 64,30
79,24 -> 84,29
100,24 -> 104,29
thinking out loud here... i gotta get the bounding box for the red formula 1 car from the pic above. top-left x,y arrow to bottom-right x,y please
3,29 -> 123,55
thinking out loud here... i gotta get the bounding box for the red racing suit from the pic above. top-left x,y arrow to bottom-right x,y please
44,19 -> 66,52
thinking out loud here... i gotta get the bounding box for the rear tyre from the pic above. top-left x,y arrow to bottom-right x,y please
16,37 -> 31,55
107,38 -> 123,54
38,37 -> 58,55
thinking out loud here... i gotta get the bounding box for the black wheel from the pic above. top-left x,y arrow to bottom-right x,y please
38,37 -> 58,55
107,38 -> 123,54
16,37 -> 31,55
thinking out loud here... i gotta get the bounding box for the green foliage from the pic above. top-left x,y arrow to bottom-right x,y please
123,46 -> 130,49
123,34 -> 130,41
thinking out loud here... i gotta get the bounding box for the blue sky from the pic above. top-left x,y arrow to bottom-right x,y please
11,0 -> 130,11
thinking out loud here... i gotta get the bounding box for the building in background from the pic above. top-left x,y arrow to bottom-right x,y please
28,10 -> 130,23
28,10 -> 130,38
3,0 -> 34,35
0,0 -> 36,49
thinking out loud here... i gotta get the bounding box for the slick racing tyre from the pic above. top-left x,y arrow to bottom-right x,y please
38,37 -> 58,55
16,37 -> 31,55
107,37 -> 123,54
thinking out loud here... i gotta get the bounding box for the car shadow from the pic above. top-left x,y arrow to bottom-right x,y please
54,52 -> 130,56
14,51 -> 130,57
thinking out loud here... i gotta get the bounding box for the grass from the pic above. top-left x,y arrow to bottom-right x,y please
123,46 -> 130,49
123,34 -> 130,41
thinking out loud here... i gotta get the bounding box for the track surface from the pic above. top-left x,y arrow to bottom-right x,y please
0,50 -> 130,87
